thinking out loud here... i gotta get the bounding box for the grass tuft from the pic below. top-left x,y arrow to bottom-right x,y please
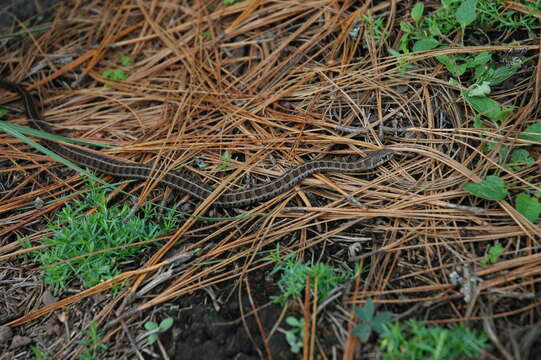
22,180 -> 178,292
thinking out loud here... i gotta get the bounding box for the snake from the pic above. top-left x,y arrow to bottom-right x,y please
0,79 -> 395,207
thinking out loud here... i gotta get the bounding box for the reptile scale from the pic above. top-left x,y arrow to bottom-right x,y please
0,80 -> 394,207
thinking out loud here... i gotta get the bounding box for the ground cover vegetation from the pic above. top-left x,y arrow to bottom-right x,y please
0,0 -> 539,359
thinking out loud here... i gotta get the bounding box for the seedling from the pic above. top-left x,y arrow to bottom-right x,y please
352,299 -> 392,342
266,247 -> 352,305
282,316 -> 304,354
507,149 -> 535,171
217,151 -> 235,171
144,317 -> 174,345
480,243 -> 503,265
102,55 -> 133,87
465,121 -> 541,222
102,68 -> 128,82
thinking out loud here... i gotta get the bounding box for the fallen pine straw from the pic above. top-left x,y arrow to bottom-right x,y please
0,1 -> 540,359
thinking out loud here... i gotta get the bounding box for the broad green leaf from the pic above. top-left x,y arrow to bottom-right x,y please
510,149 -> 535,168
487,65 -> 520,86
355,299 -> 375,322
474,65 -> 490,83
473,115 -> 483,128
147,334 -> 158,345
463,175 -> 507,200
412,37 -> 440,52
437,55 -> 467,77
464,95 -> 513,123
286,316 -> 302,327
411,2 -> 424,23
159,317 -> 174,332
471,51 -> 492,66
456,0 -> 479,29
285,331 -> 297,344
515,193 -> 541,222
373,312 -> 392,335
144,322 -> 158,331
518,122 -> 541,143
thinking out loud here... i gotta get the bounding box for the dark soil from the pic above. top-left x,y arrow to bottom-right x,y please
162,271 -> 292,360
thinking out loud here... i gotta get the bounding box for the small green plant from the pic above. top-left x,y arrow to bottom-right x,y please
463,175 -> 507,201
223,0 -> 240,4
442,50 -> 519,125
463,160 -> 541,223
361,14 -> 386,43
515,193 -> 541,223
266,247 -> 352,305
519,122 -> 541,143
77,322 -> 108,360
217,150 -> 235,171
282,316 -> 304,354
477,0 -> 541,33
379,320 -> 488,360
390,0 -> 530,124
508,149 -> 535,170
456,0 -> 479,41
202,31 -> 212,40
102,55 -> 133,86
396,0 -> 539,56
352,299 -> 393,342
144,317 -> 174,345
120,55 -> 133,67
480,243 -> 503,265
102,68 -> 128,82
23,180 -> 178,293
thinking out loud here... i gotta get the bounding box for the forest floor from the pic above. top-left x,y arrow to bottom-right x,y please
0,1 -> 540,359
